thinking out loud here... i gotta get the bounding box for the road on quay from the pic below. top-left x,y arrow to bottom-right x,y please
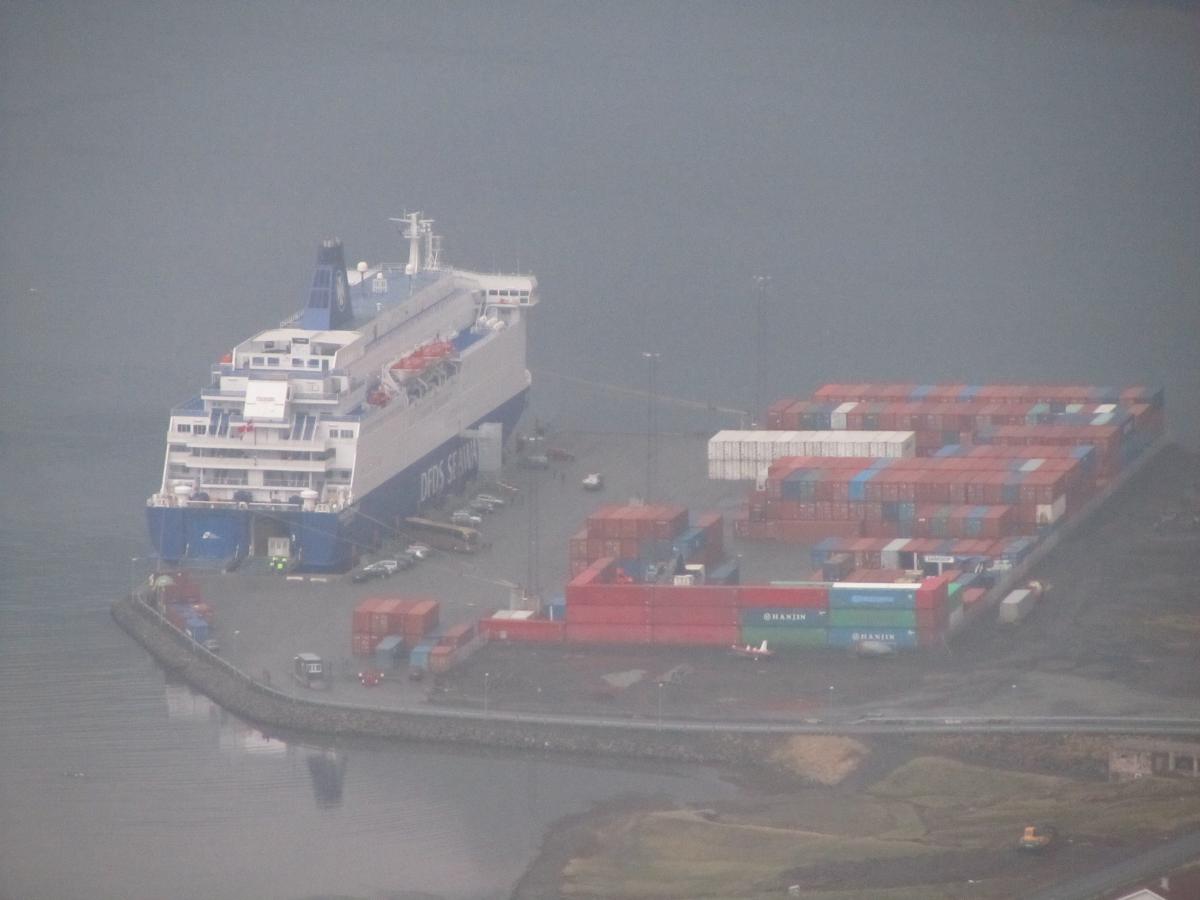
1025,829 -> 1200,900
270,680 -> 1200,737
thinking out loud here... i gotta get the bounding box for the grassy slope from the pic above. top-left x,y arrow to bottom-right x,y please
558,755 -> 1200,899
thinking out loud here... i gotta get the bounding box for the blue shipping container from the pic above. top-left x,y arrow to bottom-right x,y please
374,635 -> 406,667
829,585 -> 918,610
185,616 -> 209,644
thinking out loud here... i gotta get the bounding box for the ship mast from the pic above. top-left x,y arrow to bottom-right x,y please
389,212 -> 442,274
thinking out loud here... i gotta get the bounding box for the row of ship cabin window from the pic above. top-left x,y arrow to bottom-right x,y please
174,424 -> 355,439
250,356 -> 326,369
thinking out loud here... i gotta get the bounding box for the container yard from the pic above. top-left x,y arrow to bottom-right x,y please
460,381 -> 1167,659
139,380 -> 1200,730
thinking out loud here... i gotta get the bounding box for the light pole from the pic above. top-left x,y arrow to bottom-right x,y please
752,275 -> 770,425
828,685 -> 836,714
642,351 -> 660,502
657,681 -> 664,730
484,671 -> 491,716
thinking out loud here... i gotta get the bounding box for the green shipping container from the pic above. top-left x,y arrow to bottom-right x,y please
740,626 -> 828,648
828,608 -> 917,628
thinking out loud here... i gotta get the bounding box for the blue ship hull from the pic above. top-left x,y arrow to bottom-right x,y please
147,388 -> 528,571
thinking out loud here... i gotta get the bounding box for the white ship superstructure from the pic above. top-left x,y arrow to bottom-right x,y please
147,214 -> 537,569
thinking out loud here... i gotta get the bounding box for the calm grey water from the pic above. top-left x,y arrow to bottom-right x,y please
1,2 -> 1196,898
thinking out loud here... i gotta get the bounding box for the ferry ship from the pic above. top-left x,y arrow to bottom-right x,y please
146,214 -> 536,571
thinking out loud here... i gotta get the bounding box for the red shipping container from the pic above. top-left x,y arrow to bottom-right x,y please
960,587 -> 988,606
572,583 -> 648,606
737,585 -> 829,608
352,631 -> 381,657
403,599 -> 440,638
438,621 -> 477,648
650,624 -> 740,646
649,604 -> 739,626
566,604 -> 651,625
482,617 -> 565,642
565,623 -> 653,644
570,558 -> 616,586
650,585 -> 739,607
915,574 -> 951,610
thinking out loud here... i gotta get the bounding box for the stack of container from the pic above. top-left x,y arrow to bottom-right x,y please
567,505 -> 725,580
428,622 -> 479,673
351,596 -> 441,657
737,382 -> 1165,552
558,558 -> 954,651
708,430 -> 915,481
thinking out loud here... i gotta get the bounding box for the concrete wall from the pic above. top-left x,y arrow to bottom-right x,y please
111,594 -> 780,765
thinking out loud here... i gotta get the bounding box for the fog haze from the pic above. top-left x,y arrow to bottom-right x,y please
1,2 -> 1197,898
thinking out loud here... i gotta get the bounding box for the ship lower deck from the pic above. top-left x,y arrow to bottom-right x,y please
147,388 -> 529,571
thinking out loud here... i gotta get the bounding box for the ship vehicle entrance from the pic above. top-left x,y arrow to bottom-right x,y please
251,515 -> 292,558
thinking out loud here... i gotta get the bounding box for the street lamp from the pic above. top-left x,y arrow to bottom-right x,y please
484,671 -> 491,716
828,685 -> 836,713
642,351 -> 660,502
657,681 -> 664,730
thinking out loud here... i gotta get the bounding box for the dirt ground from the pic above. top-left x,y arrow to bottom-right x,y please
510,739 -> 1200,900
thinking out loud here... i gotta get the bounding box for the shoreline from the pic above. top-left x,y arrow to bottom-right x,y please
111,591 -> 790,766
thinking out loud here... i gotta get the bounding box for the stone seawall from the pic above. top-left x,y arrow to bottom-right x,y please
111,594 -> 780,765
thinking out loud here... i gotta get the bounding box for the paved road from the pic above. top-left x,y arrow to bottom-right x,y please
1026,830 -> 1200,900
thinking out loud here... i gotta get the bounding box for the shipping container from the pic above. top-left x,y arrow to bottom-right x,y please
650,604 -> 739,626
650,625 -> 740,645
739,584 -> 830,608
564,623 -> 653,644
829,584 -> 918,610
566,604 -> 652,625
740,607 -> 829,628
827,608 -> 941,629
352,631 -> 381,657
373,634 -> 406,667
998,588 -> 1037,623
708,429 -> 916,480
481,615 -> 566,642
739,626 -> 828,647
826,626 -> 920,649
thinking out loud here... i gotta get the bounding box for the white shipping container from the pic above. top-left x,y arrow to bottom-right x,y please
998,588 -> 1035,624
707,429 -> 915,479
1035,495 -> 1067,525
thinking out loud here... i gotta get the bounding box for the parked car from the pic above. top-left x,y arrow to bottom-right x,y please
519,453 -> 550,470
469,498 -> 498,514
474,493 -> 506,507
451,510 -> 483,527
351,559 -> 400,583
405,543 -> 433,559
581,473 -> 604,491
358,669 -> 385,687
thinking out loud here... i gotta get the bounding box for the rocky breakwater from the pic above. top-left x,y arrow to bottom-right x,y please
111,594 -> 782,765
